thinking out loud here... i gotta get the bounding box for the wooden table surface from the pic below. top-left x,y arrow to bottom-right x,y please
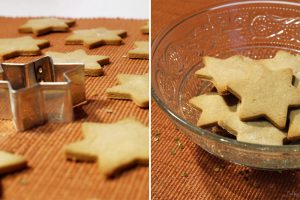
151,0 -> 300,199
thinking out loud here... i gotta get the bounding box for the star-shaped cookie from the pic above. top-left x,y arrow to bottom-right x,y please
0,151 -> 27,175
140,21 -> 149,34
106,73 -> 149,107
64,118 -> 149,177
46,49 -> 109,76
189,93 -> 234,127
189,94 -> 286,145
0,36 -> 50,61
197,51 -> 300,94
227,66 -> 300,129
65,27 -> 127,49
259,51 -> 300,140
260,50 -> 300,86
196,55 -> 259,94
19,18 -> 75,36
128,41 -> 149,59
288,110 -> 300,140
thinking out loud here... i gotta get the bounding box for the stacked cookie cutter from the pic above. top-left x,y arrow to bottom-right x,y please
0,56 -> 86,131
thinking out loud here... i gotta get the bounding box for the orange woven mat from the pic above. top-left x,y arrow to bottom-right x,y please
151,0 -> 300,199
0,17 -> 149,200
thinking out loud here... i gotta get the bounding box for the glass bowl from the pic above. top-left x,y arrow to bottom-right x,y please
152,0 -> 300,170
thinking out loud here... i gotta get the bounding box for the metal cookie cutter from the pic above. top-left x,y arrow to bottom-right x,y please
0,56 -> 86,131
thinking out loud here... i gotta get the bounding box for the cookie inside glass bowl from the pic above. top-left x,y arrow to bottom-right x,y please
152,0 -> 300,169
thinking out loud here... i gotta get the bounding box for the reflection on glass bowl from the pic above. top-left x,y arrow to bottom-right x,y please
152,0 -> 300,169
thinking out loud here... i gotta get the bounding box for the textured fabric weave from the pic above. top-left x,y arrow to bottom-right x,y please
0,17 -> 149,200
151,0 -> 300,199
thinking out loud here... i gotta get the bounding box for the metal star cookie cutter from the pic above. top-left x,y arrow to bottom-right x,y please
0,56 -> 86,131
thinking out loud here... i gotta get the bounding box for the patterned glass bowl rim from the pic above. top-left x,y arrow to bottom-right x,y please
152,0 -> 300,152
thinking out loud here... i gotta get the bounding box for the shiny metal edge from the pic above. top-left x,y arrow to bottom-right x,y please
0,56 -> 86,131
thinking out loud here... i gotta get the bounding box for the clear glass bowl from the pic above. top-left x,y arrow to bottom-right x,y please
152,0 -> 300,170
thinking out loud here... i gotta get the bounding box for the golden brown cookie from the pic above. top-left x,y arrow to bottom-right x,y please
260,50 -> 300,86
260,51 -> 300,140
106,73 -> 149,108
288,110 -> 300,140
197,51 -> 300,94
46,49 -> 109,76
128,41 -> 149,59
64,118 -> 149,177
189,93 -> 232,127
196,55 -> 258,94
140,21 -> 149,34
0,36 -> 50,61
65,27 -> 127,49
0,151 -> 27,175
19,18 -> 75,36
227,66 -> 300,129
189,93 -> 286,145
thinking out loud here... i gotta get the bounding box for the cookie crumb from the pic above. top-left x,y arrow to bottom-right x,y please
181,171 -> 188,178
171,137 -> 185,156
178,143 -> 184,150
154,131 -> 160,142
171,148 -> 177,156
238,169 -> 250,176
175,138 -> 184,149
19,178 -> 29,185
252,181 -> 259,188
213,167 -> 220,172
104,108 -> 113,113
214,164 -> 226,172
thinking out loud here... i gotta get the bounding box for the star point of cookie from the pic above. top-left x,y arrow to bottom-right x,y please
190,93 -> 286,145
128,41 -> 149,59
106,73 -> 149,108
19,18 -> 75,36
219,118 -> 287,146
0,151 -> 27,175
227,66 -> 300,129
0,36 -> 50,61
65,27 -> 127,49
64,118 -> 149,177
140,21 -> 149,34
260,50 -> 300,74
197,51 -> 300,94
46,49 -> 109,76
260,50 -> 300,86
189,94 -> 233,127
196,55 -> 257,93
288,109 -> 300,140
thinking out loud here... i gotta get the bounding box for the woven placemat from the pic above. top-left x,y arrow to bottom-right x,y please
152,102 -> 300,200
151,0 -> 300,199
0,17 -> 149,200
